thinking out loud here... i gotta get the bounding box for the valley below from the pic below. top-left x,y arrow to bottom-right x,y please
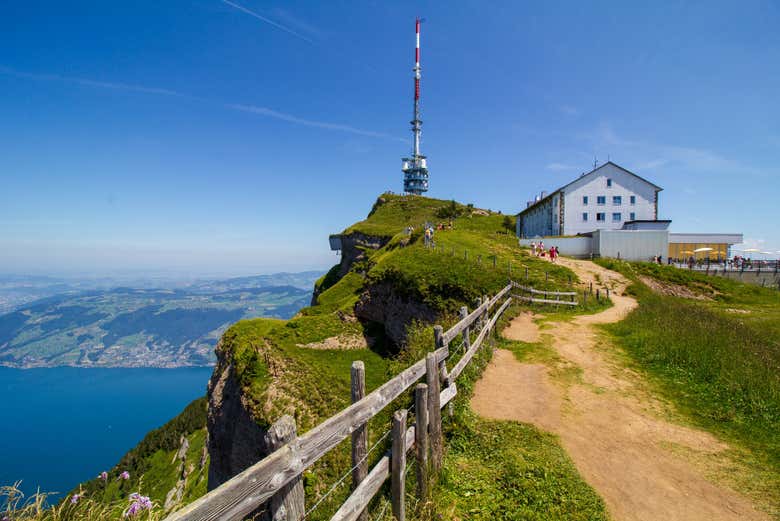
0,272 -> 320,368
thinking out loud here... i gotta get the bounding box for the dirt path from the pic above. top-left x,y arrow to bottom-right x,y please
471,258 -> 768,521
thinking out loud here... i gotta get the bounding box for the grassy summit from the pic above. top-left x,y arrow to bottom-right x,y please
223,194 -> 575,423
208,194 -> 583,518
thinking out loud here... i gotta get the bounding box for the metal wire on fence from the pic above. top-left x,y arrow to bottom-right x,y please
300,427 -> 393,520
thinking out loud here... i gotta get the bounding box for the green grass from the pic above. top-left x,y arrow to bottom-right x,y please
595,258 -> 780,514
344,194 -> 476,237
434,415 -> 608,521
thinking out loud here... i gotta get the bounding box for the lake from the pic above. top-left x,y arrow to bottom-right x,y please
0,366 -> 213,502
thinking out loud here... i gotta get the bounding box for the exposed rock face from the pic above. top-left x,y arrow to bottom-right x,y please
354,281 -> 438,345
311,231 -> 390,306
337,232 -> 390,278
164,435 -> 192,511
206,340 -> 270,490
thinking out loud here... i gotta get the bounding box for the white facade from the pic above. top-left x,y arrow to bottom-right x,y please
517,162 -> 661,238
592,230 -> 669,261
518,237 -> 592,257
519,230 -> 668,261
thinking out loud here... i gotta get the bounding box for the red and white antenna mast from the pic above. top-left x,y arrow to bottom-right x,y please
402,17 -> 429,195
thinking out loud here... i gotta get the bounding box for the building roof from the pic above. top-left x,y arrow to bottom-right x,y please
517,161 -> 664,216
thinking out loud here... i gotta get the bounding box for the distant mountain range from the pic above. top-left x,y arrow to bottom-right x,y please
0,272 -> 321,368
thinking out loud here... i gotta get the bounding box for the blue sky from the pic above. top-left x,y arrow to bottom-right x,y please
1,1 -> 778,277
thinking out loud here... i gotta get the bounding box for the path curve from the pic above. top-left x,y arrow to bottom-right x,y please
471,258 -> 768,521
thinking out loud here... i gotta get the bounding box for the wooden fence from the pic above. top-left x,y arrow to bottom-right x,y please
165,284 -> 513,521
510,281 -> 578,306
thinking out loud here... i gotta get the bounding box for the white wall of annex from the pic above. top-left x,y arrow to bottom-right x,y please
593,230 -> 669,261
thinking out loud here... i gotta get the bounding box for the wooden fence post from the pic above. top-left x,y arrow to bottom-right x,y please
415,384 -> 429,503
459,307 -> 470,351
525,266 -> 529,280
492,256 -> 497,268
606,288 -> 610,299
350,361 -> 369,521
596,289 -> 600,301
433,325 -> 448,385
483,294 -> 489,326
266,415 -> 305,521
391,409 -> 407,521
545,271 -> 549,283
425,353 -> 443,471
475,297 -> 483,329
433,325 -> 444,349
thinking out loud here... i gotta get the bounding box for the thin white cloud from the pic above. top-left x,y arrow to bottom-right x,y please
559,105 -> 579,116
1,65 -> 399,141
0,65 -> 195,99
545,163 -> 578,172
269,7 -> 323,40
220,0 -> 315,44
636,159 -> 668,170
226,103 -> 404,141
583,122 -> 771,177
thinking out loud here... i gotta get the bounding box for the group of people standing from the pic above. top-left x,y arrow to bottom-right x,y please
529,241 -> 559,262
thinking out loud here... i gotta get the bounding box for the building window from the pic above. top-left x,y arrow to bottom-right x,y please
613,196 -> 622,205
582,212 -> 588,222
630,212 -> 636,221
612,212 -> 622,222
596,196 -> 606,205
630,195 -> 636,205
607,178 -> 612,187
582,196 -> 588,205
596,212 -> 605,222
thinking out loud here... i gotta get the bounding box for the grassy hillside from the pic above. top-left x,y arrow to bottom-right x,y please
225,194 -> 577,424
596,259 -> 780,514
208,194 -> 591,520
2,194 -> 594,520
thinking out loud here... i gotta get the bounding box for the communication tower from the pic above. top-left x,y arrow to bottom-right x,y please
402,18 -> 428,195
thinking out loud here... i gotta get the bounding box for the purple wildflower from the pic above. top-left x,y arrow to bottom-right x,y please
124,493 -> 152,517
98,471 -> 108,481
119,471 -> 130,480
70,493 -> 83,504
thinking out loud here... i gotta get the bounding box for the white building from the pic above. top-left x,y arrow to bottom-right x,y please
517,162 -> 661,238
515,161 -> 742,262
